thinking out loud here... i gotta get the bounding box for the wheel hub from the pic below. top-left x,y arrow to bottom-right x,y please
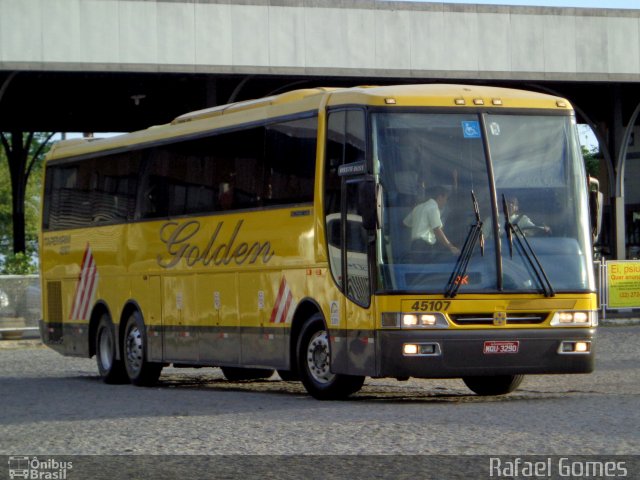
307,330 -> 334,384
125,325 -> 143,374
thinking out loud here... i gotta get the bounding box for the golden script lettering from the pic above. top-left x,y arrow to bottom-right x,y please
157,219 -> 275,268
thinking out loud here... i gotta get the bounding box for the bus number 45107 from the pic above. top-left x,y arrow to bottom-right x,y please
411,300 -> 451,312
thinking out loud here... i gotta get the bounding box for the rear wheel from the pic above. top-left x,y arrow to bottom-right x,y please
95,314 -> 128,384
221,367 -> 275,381
123,311 -> 163,386
462,374 -> 524,396
296,314 -> 364,400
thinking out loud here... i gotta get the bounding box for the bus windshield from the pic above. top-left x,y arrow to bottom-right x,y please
373,111 -> 594,295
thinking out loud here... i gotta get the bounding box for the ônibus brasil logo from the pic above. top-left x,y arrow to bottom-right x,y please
8,456 -> 73,479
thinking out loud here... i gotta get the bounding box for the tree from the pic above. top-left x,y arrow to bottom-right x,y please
0,131 -> 54,258
581,144 -> 600,178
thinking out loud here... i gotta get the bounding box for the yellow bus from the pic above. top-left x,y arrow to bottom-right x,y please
39,84 -> 597,399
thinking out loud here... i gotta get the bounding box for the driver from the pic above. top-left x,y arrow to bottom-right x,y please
403,185 -> 460,257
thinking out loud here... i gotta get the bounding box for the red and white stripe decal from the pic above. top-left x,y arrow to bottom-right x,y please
69,244 -> 99,321
270,277 -> 293,324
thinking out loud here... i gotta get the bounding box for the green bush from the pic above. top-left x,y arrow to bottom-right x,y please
0,252 -> 37,275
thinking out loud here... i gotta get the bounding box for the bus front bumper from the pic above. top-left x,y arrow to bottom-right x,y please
376,328 -> 596,378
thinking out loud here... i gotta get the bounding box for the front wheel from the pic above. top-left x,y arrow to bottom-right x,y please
123,311 -> 163,386
95,314 -> 128,384
462,374 -> 524,396
296,314 -> 364,400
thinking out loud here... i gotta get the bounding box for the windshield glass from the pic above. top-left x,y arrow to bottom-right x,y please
488,113 -> 594,292
373,111 -> 593,294
373,112 -> 496,293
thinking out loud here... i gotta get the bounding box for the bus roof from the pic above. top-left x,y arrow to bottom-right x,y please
46,84 -> 572,162
327,84 -> 572,110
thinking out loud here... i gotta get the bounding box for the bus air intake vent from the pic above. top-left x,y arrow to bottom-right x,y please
47,281 -> 63,324
449,313 -> 547,326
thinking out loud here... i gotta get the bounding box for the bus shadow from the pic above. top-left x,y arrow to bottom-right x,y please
0,374 -> 575,428
150,373 -> 572,404
51,369 -> 584,405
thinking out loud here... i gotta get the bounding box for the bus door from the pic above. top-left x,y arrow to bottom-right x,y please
325,108 -> 375,376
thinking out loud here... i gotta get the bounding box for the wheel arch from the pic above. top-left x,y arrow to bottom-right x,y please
289,298 -> 325,371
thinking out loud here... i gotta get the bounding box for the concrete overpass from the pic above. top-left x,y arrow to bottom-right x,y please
1,0 -> 640,258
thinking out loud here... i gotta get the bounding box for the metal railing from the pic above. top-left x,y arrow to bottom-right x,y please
0,275 -> 40,339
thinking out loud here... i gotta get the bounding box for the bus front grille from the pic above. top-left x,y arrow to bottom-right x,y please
449,313 -> 548,326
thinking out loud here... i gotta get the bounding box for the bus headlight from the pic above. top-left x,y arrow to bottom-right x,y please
381,312 -> 449,329
550,311 -> 597,327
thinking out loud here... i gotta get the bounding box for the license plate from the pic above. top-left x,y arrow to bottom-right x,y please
483,341 -> 519,354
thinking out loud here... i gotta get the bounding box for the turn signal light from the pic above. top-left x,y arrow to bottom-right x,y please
559,340 -> 591,354
403,343 -> 441,356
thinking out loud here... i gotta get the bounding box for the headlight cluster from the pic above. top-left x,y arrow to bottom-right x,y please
550,311 -> 598,327
381,312 -> 449,329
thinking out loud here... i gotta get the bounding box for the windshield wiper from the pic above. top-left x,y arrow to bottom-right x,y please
445,191 -> 485,298
502,195 -> 555,297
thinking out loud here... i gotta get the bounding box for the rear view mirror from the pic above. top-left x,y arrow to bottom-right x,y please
358,178 -> 378,231
358,179 -> 377,231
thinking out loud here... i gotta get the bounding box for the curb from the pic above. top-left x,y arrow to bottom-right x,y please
0,338 -> 44,349
600,317 -> 640,326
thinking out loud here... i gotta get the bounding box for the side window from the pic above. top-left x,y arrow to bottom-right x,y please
325,111 -> 346,289
324,109 -> 370,305
346,181 -> 371,306
265,116 -> 317,205
44,162 -> 91,231
345,111 -> 369,305
139,127 -> 266,219
226,128 -> 265,210
345,110 -> 366,164
91,152 -> 141,224
141,142 -> 216,219
140,150 -> 171,219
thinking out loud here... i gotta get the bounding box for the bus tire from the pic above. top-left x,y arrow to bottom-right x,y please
123,311 -> 162,387
95,314 -> 128,384
462,374 -> 524,396
221,367 -> 275,381
296,314 -> 365,400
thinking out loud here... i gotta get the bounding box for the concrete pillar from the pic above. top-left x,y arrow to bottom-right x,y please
614,196 -> 626,260
611,86 -> 627,260
612,89 -> 640,260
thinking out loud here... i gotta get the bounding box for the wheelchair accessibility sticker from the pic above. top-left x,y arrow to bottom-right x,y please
462,121 -> 481,138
